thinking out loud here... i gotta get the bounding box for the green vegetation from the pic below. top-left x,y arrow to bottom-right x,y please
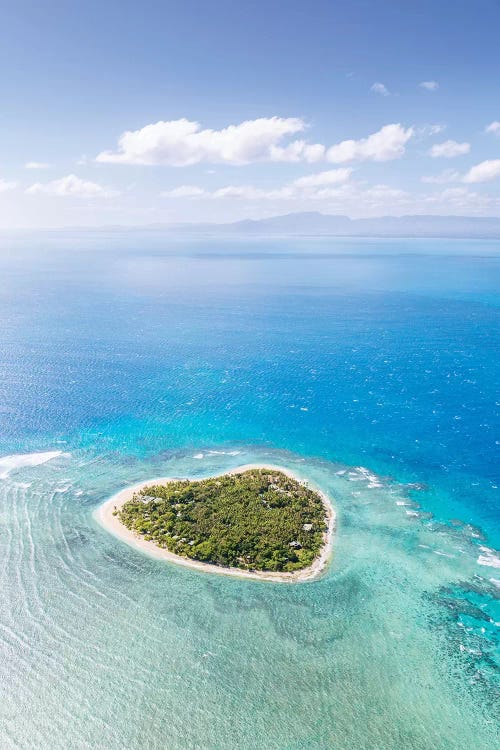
117,469 -> 328,573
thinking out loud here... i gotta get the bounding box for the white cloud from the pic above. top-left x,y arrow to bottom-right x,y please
0,179 -> 18,192
326,123 -> 414,163
348,183 -> 409,205
161,169 -> 353,202
162,184 -> 276,200
419,81 -> 439,91
158,168 -> 500,218
25,161 -> 50,169
211,181 -> 411,211
258,180 -> 495,215
212,185 -> 274,200
485,121 -> 500,136
292,168 -> 353,188
269,140 -> 325,163
428,140 -> 470,158
463,159 -> 500,183
96,117 -> 416,167
161,185 -> 206,198
424,186 -> 498,212
421,169 -> 460,184
418,123 -> 446,137
26,174 -> 118,198
370,82 -> 390,96
158,169 -> 414,211
163,183 -> 291,201
96,116 -> 309,166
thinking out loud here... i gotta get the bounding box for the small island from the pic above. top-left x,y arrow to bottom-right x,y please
96,465 -> 335,582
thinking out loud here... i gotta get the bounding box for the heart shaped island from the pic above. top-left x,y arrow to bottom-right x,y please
96,465 -> 335,582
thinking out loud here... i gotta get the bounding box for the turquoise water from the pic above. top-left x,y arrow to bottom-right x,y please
0,234 -> 498,749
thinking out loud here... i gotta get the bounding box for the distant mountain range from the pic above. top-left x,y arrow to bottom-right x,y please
163,212 -> 500,239
36,212 -> 500,239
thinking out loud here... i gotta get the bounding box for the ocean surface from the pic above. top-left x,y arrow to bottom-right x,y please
0,232 -> 498,749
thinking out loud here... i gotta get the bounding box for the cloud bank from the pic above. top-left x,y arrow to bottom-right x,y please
97,118 -> 414,166
96,117 -> 312,166
162,168 -> 353,201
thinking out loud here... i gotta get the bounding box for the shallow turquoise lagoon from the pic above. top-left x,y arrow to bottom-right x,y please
0,235 -> 498,749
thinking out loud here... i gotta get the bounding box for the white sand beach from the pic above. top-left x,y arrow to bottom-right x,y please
94,464 -> 335,583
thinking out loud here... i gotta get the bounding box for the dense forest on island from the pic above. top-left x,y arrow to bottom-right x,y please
116,469 -> 328,572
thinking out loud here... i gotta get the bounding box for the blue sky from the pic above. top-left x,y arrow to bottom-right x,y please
1,0 -> 500,227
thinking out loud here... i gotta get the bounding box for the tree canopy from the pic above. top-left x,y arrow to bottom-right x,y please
116,469 -> 328,572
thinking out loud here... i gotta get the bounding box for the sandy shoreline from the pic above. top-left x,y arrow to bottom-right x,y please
94,464 -> 336,583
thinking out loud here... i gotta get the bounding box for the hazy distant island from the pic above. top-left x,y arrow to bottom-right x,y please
41,211 -> 500,240
170,212 -> 500,239
81,212 -> 500,239
96,466 -> 335,582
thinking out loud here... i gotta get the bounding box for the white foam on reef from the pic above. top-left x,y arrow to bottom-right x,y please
477,547 -> 500,569
0,451 -> 63,479
193,450 -> 243,459
434,550 -> 454,558
348,466 -> 383,487
207,450 -> 242,456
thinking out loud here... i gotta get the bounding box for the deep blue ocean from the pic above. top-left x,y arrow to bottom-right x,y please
0,233 -> 498,749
